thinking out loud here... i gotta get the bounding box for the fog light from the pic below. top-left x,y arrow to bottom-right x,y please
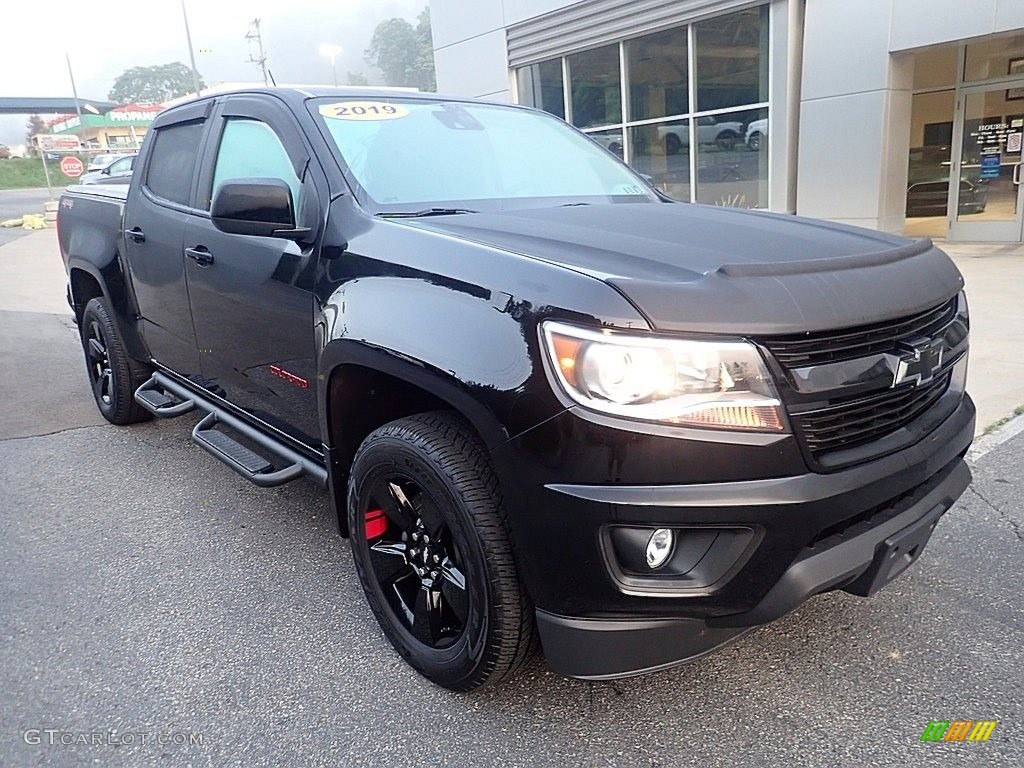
645,528 -> 674,569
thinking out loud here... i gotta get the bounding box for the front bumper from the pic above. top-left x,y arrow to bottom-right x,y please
536,454 -> 969,679
493,394 -> 975,680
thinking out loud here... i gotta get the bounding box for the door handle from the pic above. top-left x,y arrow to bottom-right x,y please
1014,163 -> 1022,186
184,246 -> 214,266
124,227 -> 145,243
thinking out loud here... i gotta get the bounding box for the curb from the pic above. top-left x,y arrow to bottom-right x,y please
968,411 -> 1024,462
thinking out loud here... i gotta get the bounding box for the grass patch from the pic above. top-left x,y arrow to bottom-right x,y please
983,404 -> 1024,435
0,155 -> 89,190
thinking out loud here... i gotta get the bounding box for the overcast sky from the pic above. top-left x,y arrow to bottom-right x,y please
0,0 -> 426,145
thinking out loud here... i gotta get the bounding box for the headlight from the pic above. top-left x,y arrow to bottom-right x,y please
541,321 -> 785,431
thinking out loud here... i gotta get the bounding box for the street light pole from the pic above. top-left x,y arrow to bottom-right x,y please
181,0 -> 202,97
319,44 -> 343,87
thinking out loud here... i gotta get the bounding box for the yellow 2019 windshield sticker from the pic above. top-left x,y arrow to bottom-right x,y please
319,101 -> 409,121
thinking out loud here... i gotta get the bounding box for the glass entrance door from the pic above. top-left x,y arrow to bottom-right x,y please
948,84 -> 1024,241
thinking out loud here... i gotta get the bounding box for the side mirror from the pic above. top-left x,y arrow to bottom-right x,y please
211,178 -> 307,239
101,165 -> 111,175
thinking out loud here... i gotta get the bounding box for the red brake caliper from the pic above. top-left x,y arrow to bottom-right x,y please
365,508 -> 388,540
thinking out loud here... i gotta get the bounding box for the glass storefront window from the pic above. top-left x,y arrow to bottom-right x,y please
694,107 -> 768,209
965,33 -> 1024,83
514,5 -> 771,207
906,90 -> 955,238
694,6 -> 768,112
517,59 -> 565,120
628,119 -> 690,201
913,46 -> 959,90
626,26 -> 688,122
586,127 -> 624,159
568,44 -> 621,128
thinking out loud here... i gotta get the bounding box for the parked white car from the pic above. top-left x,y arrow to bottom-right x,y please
87,153 -> 129,172
745,119 -> 767,151
658,116 -> 745,154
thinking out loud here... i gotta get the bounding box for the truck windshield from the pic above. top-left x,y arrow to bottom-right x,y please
312,97 -> 658,213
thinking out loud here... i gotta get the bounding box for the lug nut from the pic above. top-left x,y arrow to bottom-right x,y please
432,554 -> 440,563
411,532 -> 421,542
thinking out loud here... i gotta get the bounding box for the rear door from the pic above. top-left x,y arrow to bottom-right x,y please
182,95 -> 323,447
123,102 -> 210,376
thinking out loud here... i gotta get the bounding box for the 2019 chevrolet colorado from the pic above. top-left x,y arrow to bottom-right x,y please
57,88 -> 974,691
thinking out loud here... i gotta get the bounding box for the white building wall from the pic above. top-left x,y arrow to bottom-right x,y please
431,0 -> 576,101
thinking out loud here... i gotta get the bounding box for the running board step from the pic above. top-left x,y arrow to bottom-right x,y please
134,376 -> 195,417
192,413 -> 303,487
135,371 -> 328,489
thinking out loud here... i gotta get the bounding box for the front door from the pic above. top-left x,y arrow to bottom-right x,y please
183,97 -> 323,447
948,82 -> 1024,241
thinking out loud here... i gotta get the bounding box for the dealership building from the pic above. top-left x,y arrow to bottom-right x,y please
429,0 -> 1024,243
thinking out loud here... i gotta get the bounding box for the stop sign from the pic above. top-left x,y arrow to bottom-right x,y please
60,156 -> 85,178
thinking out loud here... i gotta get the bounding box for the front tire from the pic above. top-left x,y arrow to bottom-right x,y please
80,297 -> 151,425
347,412 -> 534,691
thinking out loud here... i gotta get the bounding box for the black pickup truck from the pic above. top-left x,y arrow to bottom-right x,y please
58,88 -> 974,691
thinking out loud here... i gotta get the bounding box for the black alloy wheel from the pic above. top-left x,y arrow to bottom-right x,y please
85,318 -> 114,408
79,296 -> 151,425
363,476 -> 470,648
348,412 -> 534,691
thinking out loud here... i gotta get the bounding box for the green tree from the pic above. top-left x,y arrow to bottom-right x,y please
108,62 -> 205,105
346,70 -> 370,86
364,7 -> 436,91
25,114 -> 48,156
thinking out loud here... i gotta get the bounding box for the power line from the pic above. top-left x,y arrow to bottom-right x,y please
246,19 -> 270,86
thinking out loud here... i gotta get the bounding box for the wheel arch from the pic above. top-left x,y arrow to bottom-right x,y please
66,256 -> 150,363
319,339 -> 510,537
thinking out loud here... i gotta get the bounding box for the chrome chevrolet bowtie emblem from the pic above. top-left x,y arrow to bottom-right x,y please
892,337 -> 944,388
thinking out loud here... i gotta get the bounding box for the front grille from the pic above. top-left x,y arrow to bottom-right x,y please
762,297 -> 958,368
792,371 -> 951,456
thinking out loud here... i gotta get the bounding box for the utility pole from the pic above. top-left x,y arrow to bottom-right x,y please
181,0 -> 202,97
65,53 -> 82,120
246,19 -> 270,86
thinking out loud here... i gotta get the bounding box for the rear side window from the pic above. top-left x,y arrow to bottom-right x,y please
145,120 -> 204,205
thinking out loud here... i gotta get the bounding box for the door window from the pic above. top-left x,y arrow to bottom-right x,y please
210,118 -> 301,215
145,120 -> 204,205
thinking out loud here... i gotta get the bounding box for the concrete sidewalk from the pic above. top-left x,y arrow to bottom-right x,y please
1,228 -> 1021,434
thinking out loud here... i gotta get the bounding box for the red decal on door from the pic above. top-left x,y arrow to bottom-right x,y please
269,365 -> 309,389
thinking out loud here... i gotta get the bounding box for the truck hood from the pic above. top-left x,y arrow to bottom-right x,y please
401,203 -> 964,335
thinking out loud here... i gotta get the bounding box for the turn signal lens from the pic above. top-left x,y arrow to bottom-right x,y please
646,528 -> 674,569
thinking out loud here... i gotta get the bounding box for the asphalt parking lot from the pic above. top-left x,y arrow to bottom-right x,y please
1,229 -> 1022,767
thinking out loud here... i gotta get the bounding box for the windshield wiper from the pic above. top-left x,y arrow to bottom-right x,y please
378,208 -> 479,218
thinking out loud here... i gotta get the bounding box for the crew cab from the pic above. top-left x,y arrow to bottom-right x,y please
58,88 -> 974,691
